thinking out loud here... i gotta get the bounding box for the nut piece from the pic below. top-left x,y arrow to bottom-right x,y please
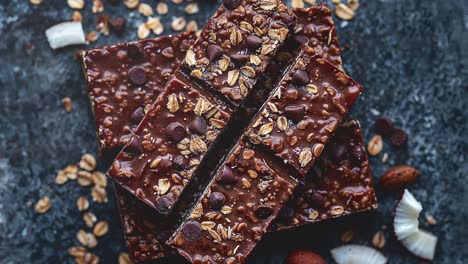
379,165 -> 421,192
367,135 -> 383,156
35,197 -> 51,213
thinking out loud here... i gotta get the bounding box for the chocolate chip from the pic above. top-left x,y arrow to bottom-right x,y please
306,190 -> 326,208
218,166 -> 237,185
206,45 -> 223,62
208,192 -> 226,210
128,66 -> 147,85
109,17 -> 126,36
293,35 -> 309,45
158,156 -> 173,172
130,107 -> 145,124
173,155 -> 186,169
125,137 -> 142,154
155,195 -> 174,214
189,117 -> 207,135
284,105 -> 305,123
390,128 -> 407,147
291,70 -> 309,85
246,35 -> 262,50
350,145 -> 364,164
166,122 -> 186,142
255,205 -> 274,219
223,0 -> 241,10
230,54 -> 249,64
126,43 -> 144,61
374,117 -> 394,136
181,221 -> 202,241
331,143 -> 347,161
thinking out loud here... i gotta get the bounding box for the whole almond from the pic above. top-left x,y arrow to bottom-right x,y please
379,165 -> 420,192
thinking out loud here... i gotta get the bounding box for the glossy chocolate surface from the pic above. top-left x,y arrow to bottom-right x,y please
107,73 -> 233,214
272,119 -> 378,230
180,0 -> 294,106
83,32 -> 197,152
246,53 -> 362,177
168,140 -> 296,264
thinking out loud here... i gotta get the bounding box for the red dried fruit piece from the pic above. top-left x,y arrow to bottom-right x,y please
391,128 -> 407,147
286,249 -> 326,264
374,117 -> 393,135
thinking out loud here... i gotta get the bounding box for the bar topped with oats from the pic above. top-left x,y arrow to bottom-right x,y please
181,0 -> 294,106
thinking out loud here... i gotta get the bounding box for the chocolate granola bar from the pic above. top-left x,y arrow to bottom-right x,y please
82,32 -> 197,153
168,48 -> 362,263
106,0 -> 295,215
272,119 -> 378,230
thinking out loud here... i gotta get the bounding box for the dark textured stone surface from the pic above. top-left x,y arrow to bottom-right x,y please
0,0 -> 466,263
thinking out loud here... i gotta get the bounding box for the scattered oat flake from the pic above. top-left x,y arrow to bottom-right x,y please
35,197 -> 51,213
291,0 -> 304,8
83,212 -> 97,228
381,152 -> 388,163
30,0 -> 43,5
68,0 -> 84,10
156,2 -> 168,15
79,153 -> 96,171
185,3 -> 199,15
304,0 -> 316,4
86,31 -> 99,42
367,135 -> 383,156
138,3 -> 153,16
171,0 -> 183,4
62,97 -> 72,112
347,0 -> 360,11
186,20 -> 198,32
77,196 -> 89,211
76,252 -> 99,264
119,253 -> 133,264
77,229 -> 98,248
91,186 -> 107,203
171,17 -> 186,31
332,0 -> 341,4
68,246 -> 87,257
426,214 -> 437,225
372,230 -> 386,248
92,171 -> 107,187
124,0 -> 139,9
340,229 -> 354,243
335,3 -> 355,20
92,0 -> 104,13
93,221 -> 109,237
137,23 -> 150,39
72,11 -> 83,22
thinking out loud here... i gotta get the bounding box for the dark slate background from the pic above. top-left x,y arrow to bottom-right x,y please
0,0 -> 467,263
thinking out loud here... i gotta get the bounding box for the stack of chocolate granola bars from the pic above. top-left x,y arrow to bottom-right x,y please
82,1 -> 377,263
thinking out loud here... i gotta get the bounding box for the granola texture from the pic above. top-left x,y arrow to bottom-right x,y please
181,0 -> 295,106
107,73 -> 232,214
247,52 -> 362,177
271,119 -> 378,230
82,32 -> 196,152
167,140 -> 296,264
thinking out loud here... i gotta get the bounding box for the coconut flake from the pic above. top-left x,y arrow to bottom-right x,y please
45,21 -> 86,49
394,189 -> 438,260
331,244 -> 387,264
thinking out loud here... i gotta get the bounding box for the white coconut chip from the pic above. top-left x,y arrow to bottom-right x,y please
45,21 -> 86,49
331,244 -> 387,264
394,189 -> 438,260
